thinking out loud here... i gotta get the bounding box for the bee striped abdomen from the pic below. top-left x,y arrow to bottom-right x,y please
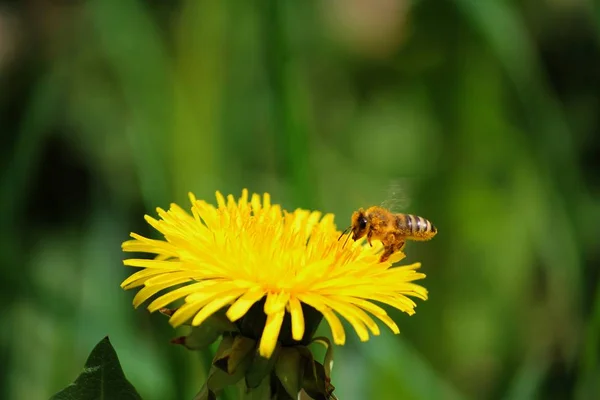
397,213 -> 437,240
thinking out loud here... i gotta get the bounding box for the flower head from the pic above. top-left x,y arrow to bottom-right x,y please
121,190 -> 428,359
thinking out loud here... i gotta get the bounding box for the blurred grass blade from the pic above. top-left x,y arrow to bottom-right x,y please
358,336 -> 465,400
264,0 -> 316,208
502,356 -> 548,400
86,0 -> 172,207
170,0 -> 227,200
0,69 -> 62,225
454,0 -> 582,194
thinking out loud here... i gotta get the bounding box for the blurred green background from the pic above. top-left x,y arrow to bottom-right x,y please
1,0 -> 599,399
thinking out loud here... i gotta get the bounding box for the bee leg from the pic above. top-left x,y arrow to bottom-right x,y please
366,230 -> 373,246
380,245 -> 394,262
395,239 -> 406,254
379,236 -> 404,263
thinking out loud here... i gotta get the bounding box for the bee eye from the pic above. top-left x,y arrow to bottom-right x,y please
358,217 -> 367,230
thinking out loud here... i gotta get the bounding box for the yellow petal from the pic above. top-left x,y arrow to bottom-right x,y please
144,271 -> 194,286
238,188 -> 249,208
323,299 -> 369,341
339,297 -> 400,334
147,281 -> 215,312
120,268 -> 166,289
226,287 -> 266,322
132,277 -> 190,308
386,251 -> 406,264
191,291 -> 245,326
288,296 -> 305,341
251,193 -> 262,213
368,294 -> 417,314
215,191 -> 226,208
322,308 -> 346,345
327,298 -> 380,336
123,259 -> 181,269
259,309 -> 285,358
298,294 -> 346,345
169,300 -> 207,327
122,236 -> 177,256
264,291 -> 290,315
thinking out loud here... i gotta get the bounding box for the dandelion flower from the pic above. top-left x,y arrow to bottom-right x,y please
121,190 -> 428,360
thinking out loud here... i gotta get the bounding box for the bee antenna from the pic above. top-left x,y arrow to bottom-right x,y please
342,232 -> 352,249
338,226 -> 351,241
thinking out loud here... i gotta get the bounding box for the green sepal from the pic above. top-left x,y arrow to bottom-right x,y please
49,336 -> 141,400
245,342 -> 281,389
170,326 -> 220,351
274,347 -> 304,399
237,374 -> 272,400
271,377 -> 296,400
213,335 -> 256,375
159,307 -> 177,317
296,346 -> 318,387
311,336 -> 334,378
170,311 -> 239,351
296,346 -> 336,400
302,361 -> 336,400
206,335 -> 253,393
192,383 -> 217,400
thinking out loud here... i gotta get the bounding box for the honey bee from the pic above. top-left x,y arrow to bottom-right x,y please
340,206 -> 437,262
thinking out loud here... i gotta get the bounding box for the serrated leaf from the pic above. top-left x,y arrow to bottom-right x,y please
50,336 -> 141,400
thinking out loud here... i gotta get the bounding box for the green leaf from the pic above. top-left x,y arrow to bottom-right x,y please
50,336 -> 142,400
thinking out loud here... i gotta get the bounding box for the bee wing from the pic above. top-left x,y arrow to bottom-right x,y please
380,179 -> 412,212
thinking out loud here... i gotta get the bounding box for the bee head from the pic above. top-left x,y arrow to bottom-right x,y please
351,208 -> 369,241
